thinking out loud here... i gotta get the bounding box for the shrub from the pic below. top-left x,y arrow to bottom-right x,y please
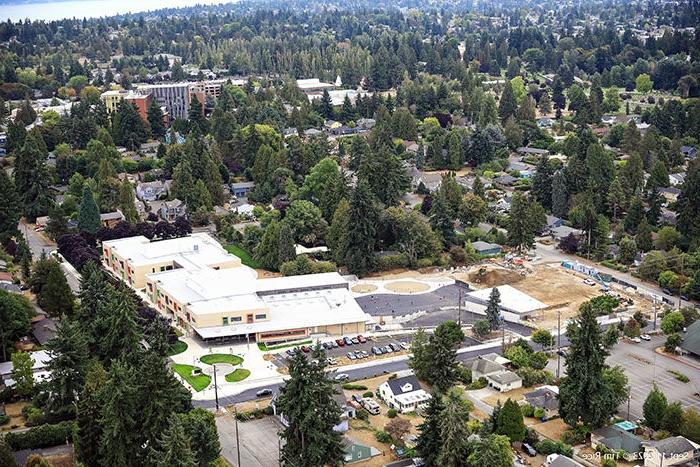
5,421 -> 75,450
664,333 -> 682,352
356,409 -> 369,421
342,384 -> 368,391
387,409 -> 398,418
668,370 -> 690,383
561,426 -> 588,445
377,254 -> 409,271
456,365 -> 472,384
533,408 -> 545,419
375,430 -> 392,444
0,414 -> 10,425
536,439 -> 573,457
22,406 -> 45,427
362,391 -> 374,398
467,377 -> 488,390
516,368 -> 554,387
521,404 -> 535,417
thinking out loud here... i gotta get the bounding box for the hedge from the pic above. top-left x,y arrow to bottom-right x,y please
5,421 -> 75,450
341,384 -> 367,391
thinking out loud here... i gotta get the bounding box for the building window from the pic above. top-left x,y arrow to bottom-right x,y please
255,314 -> 267,320
222,317 -> 229,325
231,316 -> 242,322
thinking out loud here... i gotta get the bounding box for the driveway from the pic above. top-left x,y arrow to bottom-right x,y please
216,414 -> 283,467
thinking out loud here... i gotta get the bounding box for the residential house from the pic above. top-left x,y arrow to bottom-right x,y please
487,370 -> 523,392
680,146 -> 697,159
471,241 -> 502,256
100,211 -> 125,228
523,385 -> 559,419
468,355 -> 522,392
136,180 -> 167,202
546,454 -> 583,467
660,186 -> 681,203
31,315 -> 58,346
343,439 -> 381,465
230,181 -> 255,198
470,356 -> 505,379
669,173 -> 686,186
546,215 -> 564,231
590,424 -> 643,461
378,375 -> 431,413
493,195 -> 512,212
304,128 -> 323,138
681,320 -> 700,357
0,281 -> 21,293
551,225 -> 584,241
356,118 -> 376,130
537,117 -> 554,128
410,166 -> 443,192
493,174 -> 518,186
0,350 -> 53,388
159,199 -> 186,222
642,436 -> 700,467
660,208 -> 678,226
516,147 -> 549,156
232,201 -> 255,217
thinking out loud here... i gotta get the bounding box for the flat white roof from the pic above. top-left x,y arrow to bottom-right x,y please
256,272 -> 348,293
466,284 -> 546,314
104,233 -> 236,268
194,287 -> 372,338
0,350 -> 53,377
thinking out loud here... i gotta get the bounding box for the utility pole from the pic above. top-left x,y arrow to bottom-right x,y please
457,287 -> 462,326
653,299 -> 657,331
626,386 -> 631,421
234,405 -> 241,467
213,363 -> 219,411
556,309 -> 561,379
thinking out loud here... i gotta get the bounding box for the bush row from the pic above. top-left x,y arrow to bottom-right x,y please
5,421 -> 75,450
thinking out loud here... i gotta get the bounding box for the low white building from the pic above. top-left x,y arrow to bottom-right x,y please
463,284 -> 547,323
0,350 -> 53,388
642,436 -> 700,467
468,355 -> 522,393
378,375 -> 431,413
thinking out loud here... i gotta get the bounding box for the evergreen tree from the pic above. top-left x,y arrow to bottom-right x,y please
344,180 -> 378,276
416,390 -> 444,467
277,223 -> 297,265
46,205 -> 69,240
0,169 -> 20,243
0,437 -> 18,467
467,434 -> 513,467
495,398 -> 526,442
429,190 -> 455,246
171,161 -> 196,204
647,159 -> 669,191
507,193 -> 545,251
358,146 -> 410,206
99,360 -> 141,467
38,262 -> 74,317
278,351 -> 345,466
551,171 -> 569,219
327,199 -> 351,264
319,89 -> 334,120
44,319 -> 89,415
472,175 -> 485,199
78,186 -> 101,234
486,287 -> 501,330
498,81 -> 518,123
624,196 -> 644,233
118,180 -> 139,224
425,321 -> 463,392
147,99 -> 166,139
635,217 -> 653,252
661,402 -> 684,434
178,408 -> 221,467
643,385 -> 668,430
677,160 -> 700,241
112,100 -> 148,150
187,96 -> 208,135
559,300 -> 628,428
437,390 -> 471,467
607,176 -> 626,221
149,416 -> 198,467
254,221 -> 283,270
15,135 -> 53,221
622,152 -> 644,196
99,288 -> 143,362
531,155 -> 553,210
75,361 -> 106,467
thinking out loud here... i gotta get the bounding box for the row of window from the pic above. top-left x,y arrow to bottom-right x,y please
222,314 -> 267,326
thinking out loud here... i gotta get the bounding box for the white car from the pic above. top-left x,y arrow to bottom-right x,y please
583,278 -> 596,286
632,337 -> 642,343
334,373 -> 349,382
640,334 -> 651,341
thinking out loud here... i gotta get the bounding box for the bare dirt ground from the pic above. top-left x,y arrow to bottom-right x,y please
352,284 -> 378,293
531,418 -> 570,442
456,266 -> 526,288
482,386 -> 532,407
384,281 -> 431,293
1,401 -> 29,431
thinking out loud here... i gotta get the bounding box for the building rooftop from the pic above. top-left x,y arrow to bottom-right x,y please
488,370 -> 522,384
644,436 -> 699,455
385,375 -> 424,396
466,285 -> 547,314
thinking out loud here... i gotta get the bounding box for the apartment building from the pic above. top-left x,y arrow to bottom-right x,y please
101,90 -> 153,121
137,83 -> 193,120
102,233 -> 371,343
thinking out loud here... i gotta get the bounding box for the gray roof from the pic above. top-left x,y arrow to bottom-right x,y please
0,281 -> 21,293
523,387 -> 559,410
681,320 -> 700,356
470,357 -> 504,375
472,241 -> 501,253
385,375 -> 424,396
32,317 -> 58,345
231,181 -> 255,189
548,455 -> 583,467
494,174 -> 518,185
488,370 -> 522,384
645,436 -> 698,455
517,147 -> 549,154
592,426 -> 642,453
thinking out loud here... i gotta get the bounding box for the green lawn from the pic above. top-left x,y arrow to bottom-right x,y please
167,340 -> 188,356
200,354 -> 244,366
225,368 -> 251,382
172,364 -> 211,391
224,244 -> 263,269
257,339 -> 312,352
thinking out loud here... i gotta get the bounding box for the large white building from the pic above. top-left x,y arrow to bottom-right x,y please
463,284 -> 547,323
102,233 -> 372,343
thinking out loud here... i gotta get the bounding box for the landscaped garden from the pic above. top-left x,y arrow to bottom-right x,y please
200,354 -> 244,365
225,369 -> 251,382
167,339 -> 188,356
172,363 -> 211,391
224,244 -> 262,269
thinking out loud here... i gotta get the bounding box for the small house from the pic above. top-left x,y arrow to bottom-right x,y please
486,370 -> 522,392
471,241 -> 502,256
136,180 -> 167,202
230,181 -> 255,198
100,211 -> 125,228
546,215 -> 564,230
669,173 -> 686,186
493,174 -> 518,186
642,436 -> 700,467
159,199 -> 186,222
590,424 -> 643,461
378,375 -> 431,413
516,147 -> 549,157
523,385 -> 559,419
680,146 -> 697,159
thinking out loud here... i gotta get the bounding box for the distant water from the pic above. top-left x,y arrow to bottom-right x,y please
2,0 -> 233,22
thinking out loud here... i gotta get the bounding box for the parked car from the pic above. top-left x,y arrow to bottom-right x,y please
583,278 -> 596,286
336,338 -> 345,347
557,349 -> 567,357
347,352 -> 356,360
301,345 -> 310,352
331,340 -> 339,348
334,373 -> 349,382
322,342 -> 332,349
286,348 -> 296,356
383,346 -> 393,353
522,443 -> 536,457
662,288 -> 673,295
327,357 -> 337,365
351,337 -> 360,345
344,337 -> 353,346
399,342 -> 410,350
390,343 -> 401,352
361,350 -> 369,358
357,335 -> 367,343
640,334 -> 651,341
352,394 -> 362,403
371,346 -> 382,355
256,388 -> 273,397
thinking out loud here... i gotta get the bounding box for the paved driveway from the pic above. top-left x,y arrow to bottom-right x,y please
216,414 -> 283,467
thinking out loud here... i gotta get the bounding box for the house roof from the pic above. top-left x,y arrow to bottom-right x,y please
681,320 -> 700,355
547,454 -> 583,467
645,436 -> 699,455
470,357 -> 505,375
385,375 -> 424,396
592,425 -> 642,453
487,370 -> 521,384
523,386 -> 559,410
471,241 -> 502,253
494,174 -> 518,185
31,316 -> 58,345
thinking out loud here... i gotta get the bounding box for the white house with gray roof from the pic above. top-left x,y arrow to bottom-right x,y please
378,375 -> 431,413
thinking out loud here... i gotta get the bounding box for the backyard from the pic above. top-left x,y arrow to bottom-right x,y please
225,244 -> 262,269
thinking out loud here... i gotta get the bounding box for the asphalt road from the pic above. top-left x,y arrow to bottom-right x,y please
18,221 -> 54,260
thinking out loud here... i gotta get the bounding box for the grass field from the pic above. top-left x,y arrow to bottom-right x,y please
200,354 -> 244,366
257,339 -> 312,351
172,364 -> 211,391
225,368 -> 251,382
224,244 -> 262,269
167,340 -> 188,356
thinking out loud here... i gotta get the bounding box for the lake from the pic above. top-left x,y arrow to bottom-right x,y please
2,0 -> 234,22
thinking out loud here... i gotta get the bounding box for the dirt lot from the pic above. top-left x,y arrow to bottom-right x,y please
531,418 -> 569,442
457,266 -> 525,288
384,281 -> 430,293
482,386 -> 533,408
352,284 -> 378,293
1,401 -> 29,431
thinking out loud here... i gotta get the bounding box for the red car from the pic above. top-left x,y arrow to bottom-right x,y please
336,338 -> 345,347
357,335 -> 367,343
301,345 -> 311,353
